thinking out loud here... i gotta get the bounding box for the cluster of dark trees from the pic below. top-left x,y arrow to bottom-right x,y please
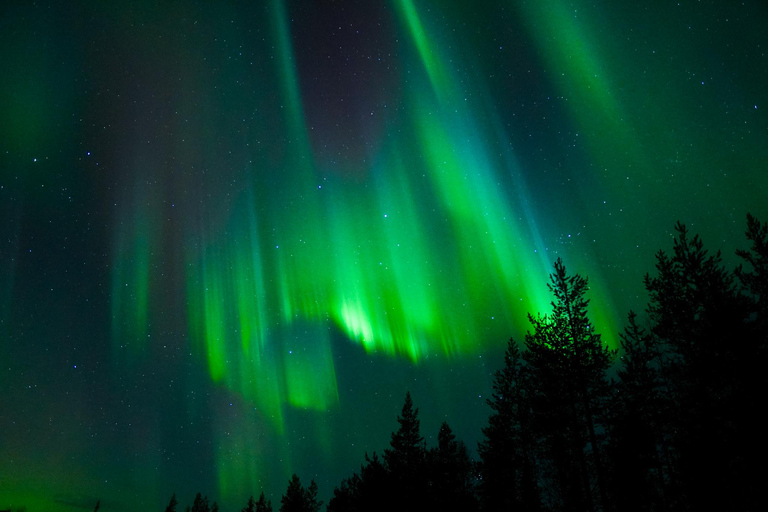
326,215 -> 767,512
159,214 -> 767,512
161,474 -> 320,512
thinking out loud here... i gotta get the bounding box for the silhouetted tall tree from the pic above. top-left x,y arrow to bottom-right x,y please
384,391 -> 425,474
280,474 -> 322,512
430,422 -> 478,511
165,493 -> 179,512
736,213 -> 768,334
478,339 -> 539,512
191,493 -> 210,512
607,311 -> 671,511
732,213 -> 768,510
93,500 -> 100,512
524,258 -> 614,512
328,452 -> 390,512
243,496 -> 256,512
384,391 -> 427,510
255,492 -> 273,512
644,222 -> 749,510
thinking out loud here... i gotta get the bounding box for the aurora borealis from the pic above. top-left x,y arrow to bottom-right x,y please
1,0 -> 767,510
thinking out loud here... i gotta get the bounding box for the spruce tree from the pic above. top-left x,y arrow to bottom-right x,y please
524,258 -> 614,512
431,422 -> 478,511
191,493 -> 210,512
478,339 -> 539,511
280,474 -> 322,512
384,392 -> 427,511
165,493 -> 179,512
243,496 -> 256,512
734,213 -> 768,510
644,222 -> 747,510
384,391 -> 425,475
608,312 -> 670,511
255,491 -> 273,512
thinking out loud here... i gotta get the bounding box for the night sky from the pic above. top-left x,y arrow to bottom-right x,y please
1,1 -> 767,510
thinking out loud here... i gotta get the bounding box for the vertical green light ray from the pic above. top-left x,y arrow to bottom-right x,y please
393,0 -> 622,346
213,401 -> 290,508
270,0 -> 309,144
111,188 -> 157,362
374,151 -> 442,346
281,322 -> 339,410
200,249 -> 228,383
394,0 -> 450,100
267,0 -> 333,329
513,0 -> 646,185
393,0 -> 554,331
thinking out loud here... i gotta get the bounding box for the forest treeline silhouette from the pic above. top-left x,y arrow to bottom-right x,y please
87,214 -> 768,512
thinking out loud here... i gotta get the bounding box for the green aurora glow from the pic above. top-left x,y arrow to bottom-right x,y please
1,1 -> 767,511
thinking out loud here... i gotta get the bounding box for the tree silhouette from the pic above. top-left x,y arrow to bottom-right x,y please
328,452 -> 390,512
478,339 -> 539,511
644,222 -> 750,510
384,391 -> 427,511
191,493 -> 210,512
255,492 -> 273,512
165,493 -> 179,512
608,311 -> 671,511
243,496 -> 256,512
384,391 -> 425,474
523,258 -> 614,512
279,474 -> 322,512
736,213 -> 768,331
733,213 -> 768,510
430,422 -> 478,511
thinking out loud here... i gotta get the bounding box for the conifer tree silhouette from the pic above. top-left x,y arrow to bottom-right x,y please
478,339 -> 539,511
384,391 -> 427,511
280,474 -> 322,512
255,492 -> 273,512
524,258 -> 614,512
644,222 -> 747,510
165,493 -> 179,512
243,496 -> 256,512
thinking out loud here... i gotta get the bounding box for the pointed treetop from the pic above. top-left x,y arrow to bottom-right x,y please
256,491 -> 273,512
166,493 -> 179,512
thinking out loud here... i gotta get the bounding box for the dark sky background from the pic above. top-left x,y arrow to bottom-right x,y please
1,1 -> 767,511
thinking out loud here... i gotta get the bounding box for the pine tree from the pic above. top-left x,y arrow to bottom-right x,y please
243,496 -> 256,512
478,339 -> 539,511
280,474 -> 322,512
736,213 -> 768,329
430,422 -> 478,511
328,452 -> 389,512
165,493 -> 179,512
524,258 -> 614,512
255,492 -> 273,512
93,500 -> 100,512
191,493 -> 210,512
384,391 -> 425,475
383,391 -> 427,510
305,481 -> 321,512
608,311 -> 671,511
734,213 -> 768,510
357,452 -> 389,512
644,222 -> 748,510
